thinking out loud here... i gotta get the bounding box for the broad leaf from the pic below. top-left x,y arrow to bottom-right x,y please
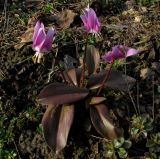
90,97 -> 106,105
42,104 -> 74,154
75,68 -> 82,86
64,68 -> 78,86
87,70 -> 136,91
38,82 -> 89,105
86,45 -> 100,75
90,104 -> 122,139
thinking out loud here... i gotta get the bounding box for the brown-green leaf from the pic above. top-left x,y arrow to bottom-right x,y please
87,70 -> 136,91
90,104 -> 122,139
42,104 -> 74,154
86,45 -> 100,75
38,82 -> 89,105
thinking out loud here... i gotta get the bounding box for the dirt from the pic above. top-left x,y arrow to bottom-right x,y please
0,1 -> 160,159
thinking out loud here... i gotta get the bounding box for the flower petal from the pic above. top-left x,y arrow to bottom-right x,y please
32,28 -> 46,52
40,28 -> 56,52
112,45 -> 125,59
32,21 -> 44,42
102,45 -> 139,62
126,48 -> 139,57
102,51 -> 114,62
81,7 -> 100,34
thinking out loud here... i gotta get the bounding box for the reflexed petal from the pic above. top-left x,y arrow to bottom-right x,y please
88,8 -> 96,31
102,45 -> 139,62
102,51 -> 114,62
32,28 -> 46,52
81,7 -> 100,34
80,13 -> 90,32
40,28 -> 56,52
112,45 -> 124,59
126,48 -> 139,57
32,21 -> 44,42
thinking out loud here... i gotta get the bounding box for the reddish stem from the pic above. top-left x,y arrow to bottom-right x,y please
97,61 -> 114,96
80,33 -> 89,87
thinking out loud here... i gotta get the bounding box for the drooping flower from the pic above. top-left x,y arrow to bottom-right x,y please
80,6 -> 100,34
32,21 -> 56,63
102,45 -> 139,62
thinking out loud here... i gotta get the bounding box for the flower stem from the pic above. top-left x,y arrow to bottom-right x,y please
80,33 -> 89,87
97,61 -> 114,96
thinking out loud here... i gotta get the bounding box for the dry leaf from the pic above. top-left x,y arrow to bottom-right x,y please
55,9 -> 76,29
14,28 -> 34,49
140,68 -> 154,79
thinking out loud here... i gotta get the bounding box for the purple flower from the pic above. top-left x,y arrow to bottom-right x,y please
102,45 -> 139,62
80,6 -> 100,34
32,21 -> 56,63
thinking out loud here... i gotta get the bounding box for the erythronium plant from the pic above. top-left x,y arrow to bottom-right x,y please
37,45 -> 137,154
32,21 -> 56,63
33,5 -> 140,154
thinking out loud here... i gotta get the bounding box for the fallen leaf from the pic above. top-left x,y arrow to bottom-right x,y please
55,9 -> 76,29
140,68 -> 154,79
14,27 -> 34,49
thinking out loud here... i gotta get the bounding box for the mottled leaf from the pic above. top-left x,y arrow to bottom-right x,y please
64,68 -> 78,86
90,104 -> 122,139
90,97 -> 106,105
42,104 -> 74,154
64,68 -> 82,87
75,68 -> 82,86
87,70 -> 136,91
38,82 -> 88,105
86,45 -> 100,75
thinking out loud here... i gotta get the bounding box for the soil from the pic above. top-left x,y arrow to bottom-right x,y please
0,0 -> 160,159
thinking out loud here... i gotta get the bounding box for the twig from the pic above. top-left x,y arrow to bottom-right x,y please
152,76 -> 155,120
136,82 -> 141,114
13,140 -> 21,159
124,59 -> 138,115
3,0 -> 8,31
47,49 -> 58,83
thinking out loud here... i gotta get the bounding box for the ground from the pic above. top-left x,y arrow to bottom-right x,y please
0,0 -> 160,159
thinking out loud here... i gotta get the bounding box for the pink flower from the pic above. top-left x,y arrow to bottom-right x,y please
32,21 -> 56,63
80,6 -> 100,34
102,45 -> 139,62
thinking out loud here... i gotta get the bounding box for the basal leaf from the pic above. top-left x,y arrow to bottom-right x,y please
90,104 -> 122,139
38,82 -> 89,105
42,104 -> 74,154
87,70 -> 136,91
90,97 -> 106,105
64,68 -> 78,86
86,45 -> 100,75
